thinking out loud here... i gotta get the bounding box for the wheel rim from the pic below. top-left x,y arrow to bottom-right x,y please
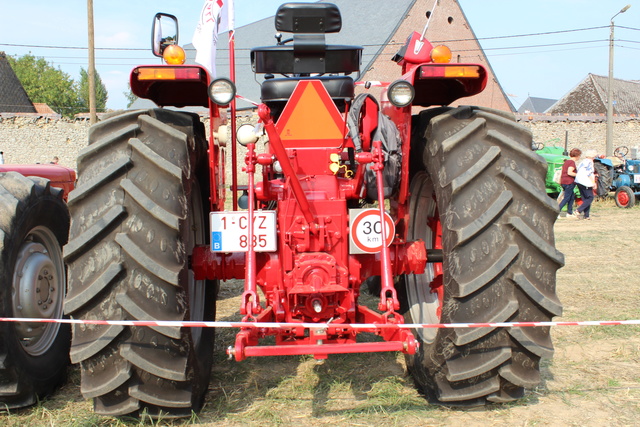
188,180 -> 207,346
617,190 -> 630,206
406,172 -> 444,343
11,226 -> 64,356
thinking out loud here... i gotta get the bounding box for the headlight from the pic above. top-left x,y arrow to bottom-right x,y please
208,78 -> 236,106
236,124 -> 259,146
388,80 -> 415,108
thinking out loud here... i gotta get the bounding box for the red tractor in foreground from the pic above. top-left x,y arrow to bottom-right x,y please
63,3 -> 563,417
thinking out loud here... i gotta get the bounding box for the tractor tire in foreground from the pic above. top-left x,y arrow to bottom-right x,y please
64,109 -> 217,417
0,172 -> 70,408
402,106 -> 564,405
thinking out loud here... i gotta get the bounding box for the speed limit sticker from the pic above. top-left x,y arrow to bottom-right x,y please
349,208 -> 395,254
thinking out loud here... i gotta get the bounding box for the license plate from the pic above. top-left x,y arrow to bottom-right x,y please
210,211 -> 277,252
634,174 -> 640,184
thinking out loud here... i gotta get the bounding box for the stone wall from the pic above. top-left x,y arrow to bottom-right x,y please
1,113 -> 639,172
517,114 -> 640,155
0,116 -> 90,168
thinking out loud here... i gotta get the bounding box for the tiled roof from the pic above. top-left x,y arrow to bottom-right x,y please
33,103 -> 58,115
547,74 -> 640,115
0,51 -> 37,113
517,97 -> 557,114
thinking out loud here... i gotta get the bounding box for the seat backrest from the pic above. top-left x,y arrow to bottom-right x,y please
250,3 -> 362,75
275,3 -> 342,34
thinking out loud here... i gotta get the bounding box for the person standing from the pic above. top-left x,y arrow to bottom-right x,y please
558,148 -> 581,216
573,149 -> 598,220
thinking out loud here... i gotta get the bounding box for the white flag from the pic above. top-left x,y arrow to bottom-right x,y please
192,0 -> 234,77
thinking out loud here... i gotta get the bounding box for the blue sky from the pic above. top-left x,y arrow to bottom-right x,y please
1,0 -> 637,111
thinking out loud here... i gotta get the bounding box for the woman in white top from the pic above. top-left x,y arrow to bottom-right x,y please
573,149 -> 598,220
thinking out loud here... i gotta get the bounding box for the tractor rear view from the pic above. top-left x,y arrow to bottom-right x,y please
64,2 -> 563,417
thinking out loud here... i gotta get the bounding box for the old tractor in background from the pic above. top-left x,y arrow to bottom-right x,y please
61,2 -> 562,417
0,164 -> 75,408
536,144 -> 569,199
534,141 -> 580,204
595,146 -> 640,208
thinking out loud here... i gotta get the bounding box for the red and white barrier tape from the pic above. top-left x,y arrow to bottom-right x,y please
235,94 -> 260,106
356,81 -> 390,88
2,317 -> 639,329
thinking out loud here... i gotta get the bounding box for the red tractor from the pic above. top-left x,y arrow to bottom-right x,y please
0,164 -> 75,408
64,3 -> 563,417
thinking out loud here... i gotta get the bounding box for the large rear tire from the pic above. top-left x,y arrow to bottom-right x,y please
64,109 -> 217,417
0,172 -> 70,408
403,106 -> 564,404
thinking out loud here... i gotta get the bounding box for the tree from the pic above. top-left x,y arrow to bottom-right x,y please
7,54 -> 79,118
124,86 -> 138,109
77,67 -> 108,113
7,54 -> 110,118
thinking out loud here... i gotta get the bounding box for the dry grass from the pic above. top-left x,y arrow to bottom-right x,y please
3,200 -> 640,426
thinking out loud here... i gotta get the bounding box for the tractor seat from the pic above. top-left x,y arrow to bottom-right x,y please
251,44 -> 362,75
261,76 -> 355,104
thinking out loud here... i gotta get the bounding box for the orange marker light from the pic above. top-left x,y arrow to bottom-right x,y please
430,45 -> 452,64
163,45 -> 186,65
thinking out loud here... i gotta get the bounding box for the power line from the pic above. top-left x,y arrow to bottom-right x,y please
12,37 -> 625,64
618,26 -> 640,31
0,24 -> 628,53
465,39 -> 609,52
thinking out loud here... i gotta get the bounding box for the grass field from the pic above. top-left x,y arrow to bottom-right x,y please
2,200 -> 639,426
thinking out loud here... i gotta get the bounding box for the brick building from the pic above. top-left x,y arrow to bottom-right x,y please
359,0 -> 513,111
176,0 -> 514,112
547,74 -> 640,115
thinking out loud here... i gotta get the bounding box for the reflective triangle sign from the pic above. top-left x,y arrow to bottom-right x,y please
275,80 -> 347,148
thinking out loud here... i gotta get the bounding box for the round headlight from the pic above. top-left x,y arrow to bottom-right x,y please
208,78 -> 236,106
236,124 -> 259,146
388,80 -> 415,108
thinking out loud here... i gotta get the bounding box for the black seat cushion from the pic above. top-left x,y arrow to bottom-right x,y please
261,76 -> 355,103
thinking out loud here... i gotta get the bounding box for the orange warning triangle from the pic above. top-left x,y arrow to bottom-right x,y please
275,80 -> 346,148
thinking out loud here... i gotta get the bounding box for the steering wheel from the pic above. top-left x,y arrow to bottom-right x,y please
614,146 -> 629,159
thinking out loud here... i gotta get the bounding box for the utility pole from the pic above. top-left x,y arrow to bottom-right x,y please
88,0 -> 97,125
606,4 -> 631,157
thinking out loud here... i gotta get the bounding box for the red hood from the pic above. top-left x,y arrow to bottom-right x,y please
0,164 -> 76,200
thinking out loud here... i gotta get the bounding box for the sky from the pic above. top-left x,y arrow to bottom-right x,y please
1,0 -> 638,111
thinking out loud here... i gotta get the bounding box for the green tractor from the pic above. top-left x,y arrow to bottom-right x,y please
535,143 -> 580,203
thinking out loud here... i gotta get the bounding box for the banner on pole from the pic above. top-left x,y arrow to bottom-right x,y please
192,0 -> 234,77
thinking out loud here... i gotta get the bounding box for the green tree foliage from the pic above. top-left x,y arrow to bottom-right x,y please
77,67 -> 108,113
8,54 -> 109,118
8,54 -> 78,117
124,85 -> 138,109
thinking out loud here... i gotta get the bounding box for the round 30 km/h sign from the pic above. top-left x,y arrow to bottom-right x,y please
349,208 -> 395,254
